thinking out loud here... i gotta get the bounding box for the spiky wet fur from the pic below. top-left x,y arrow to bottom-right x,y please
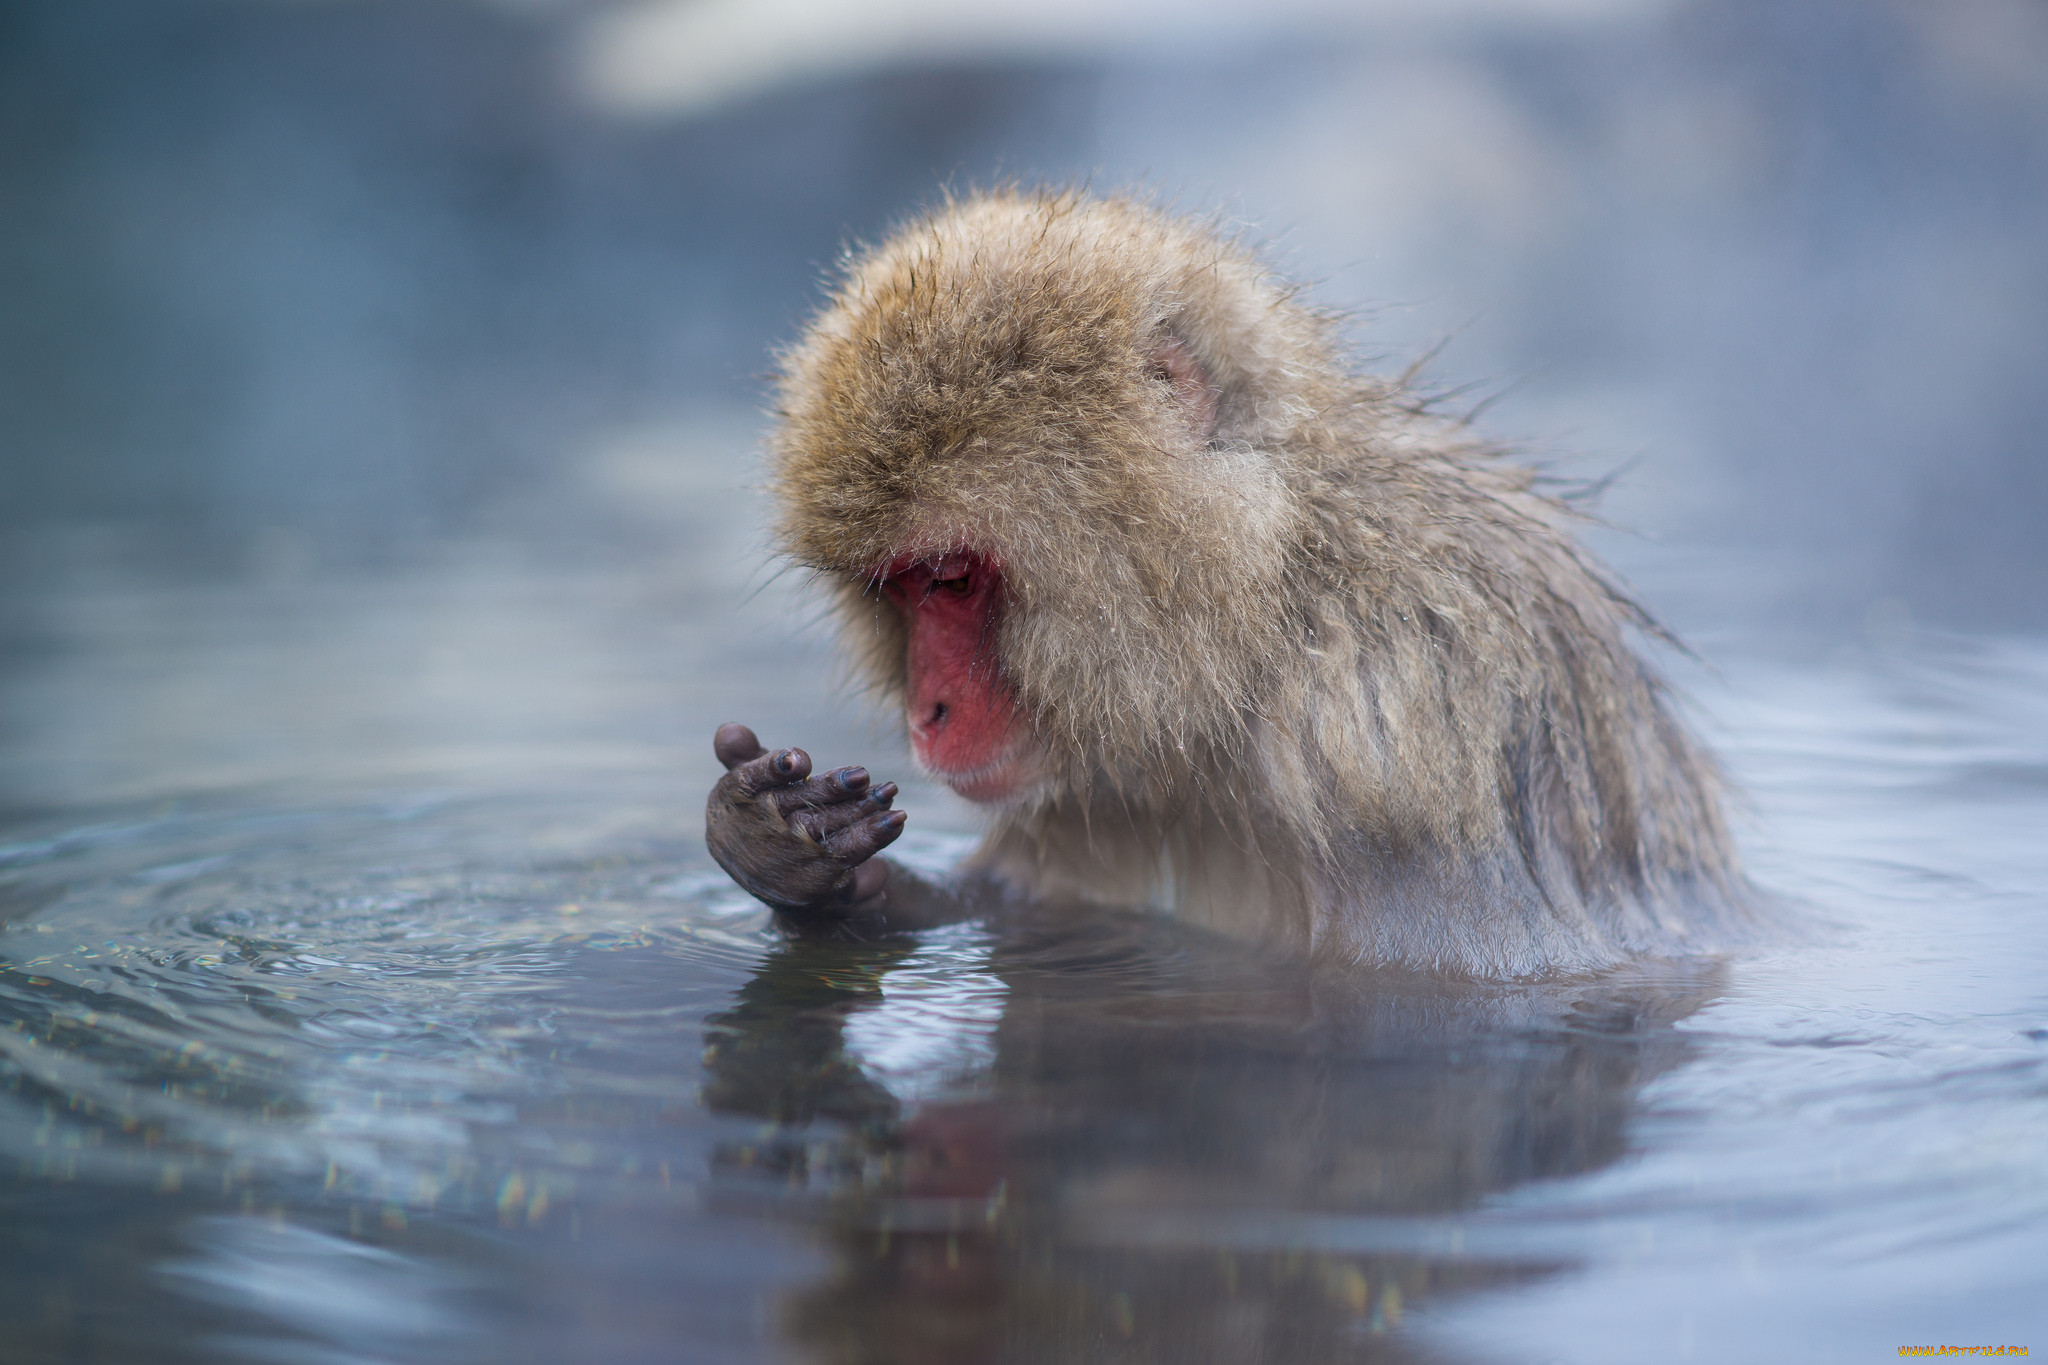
770,188 -> 1756,977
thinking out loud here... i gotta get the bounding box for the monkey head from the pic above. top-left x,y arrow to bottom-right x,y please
771,191 -> 1336,813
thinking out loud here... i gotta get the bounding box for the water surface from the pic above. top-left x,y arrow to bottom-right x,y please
1,542 -> 2042,1363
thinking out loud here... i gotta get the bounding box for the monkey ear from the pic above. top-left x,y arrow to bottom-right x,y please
1149,335 -> 1219,445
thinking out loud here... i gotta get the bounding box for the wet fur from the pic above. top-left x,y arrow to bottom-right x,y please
770,188 -> 1756,976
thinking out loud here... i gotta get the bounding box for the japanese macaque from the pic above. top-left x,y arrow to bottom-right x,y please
707,188 -> 1757,976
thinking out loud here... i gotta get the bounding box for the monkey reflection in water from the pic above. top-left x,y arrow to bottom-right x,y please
708,188 -> 1763,977
700,916 -> 1721,1364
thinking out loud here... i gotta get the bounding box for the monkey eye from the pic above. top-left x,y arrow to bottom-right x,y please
877,551 -> 984,606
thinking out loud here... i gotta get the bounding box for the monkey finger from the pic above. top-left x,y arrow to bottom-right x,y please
786,789 -> 895,842
714,723 -> 766,770
846,859 -> 888,903
821,809 -> 907,865
727,746 -> 812,798
769,766 -> 872,817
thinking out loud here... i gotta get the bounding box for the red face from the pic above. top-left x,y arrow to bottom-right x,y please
879,551 -> 1032,804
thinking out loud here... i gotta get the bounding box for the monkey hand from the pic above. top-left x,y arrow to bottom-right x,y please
706,723 -> 906,918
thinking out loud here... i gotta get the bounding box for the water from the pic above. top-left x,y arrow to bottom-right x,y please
1,525 -> 2044,1362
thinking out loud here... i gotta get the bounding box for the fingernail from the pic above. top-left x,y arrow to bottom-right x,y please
773,750 -> 794,773
839,766 -> 869,789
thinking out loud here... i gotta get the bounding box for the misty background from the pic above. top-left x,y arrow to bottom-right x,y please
2,0 -> 2046,814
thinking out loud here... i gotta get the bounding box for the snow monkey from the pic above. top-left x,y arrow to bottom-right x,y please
706,188 -> 1756,977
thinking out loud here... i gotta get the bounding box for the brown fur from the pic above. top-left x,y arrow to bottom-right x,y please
768,187 -> 1755,976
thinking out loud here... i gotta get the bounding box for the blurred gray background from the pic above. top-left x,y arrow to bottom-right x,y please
3,0 -> 2045,815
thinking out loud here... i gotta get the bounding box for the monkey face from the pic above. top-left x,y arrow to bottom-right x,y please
878,550 -> 1041,804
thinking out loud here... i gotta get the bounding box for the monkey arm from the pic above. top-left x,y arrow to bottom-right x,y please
823,855 -> 986,935
706,724 -> 978,936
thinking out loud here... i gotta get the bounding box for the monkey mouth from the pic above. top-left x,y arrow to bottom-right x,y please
924,747 -> 1039,805
880,549 -> 1033,804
